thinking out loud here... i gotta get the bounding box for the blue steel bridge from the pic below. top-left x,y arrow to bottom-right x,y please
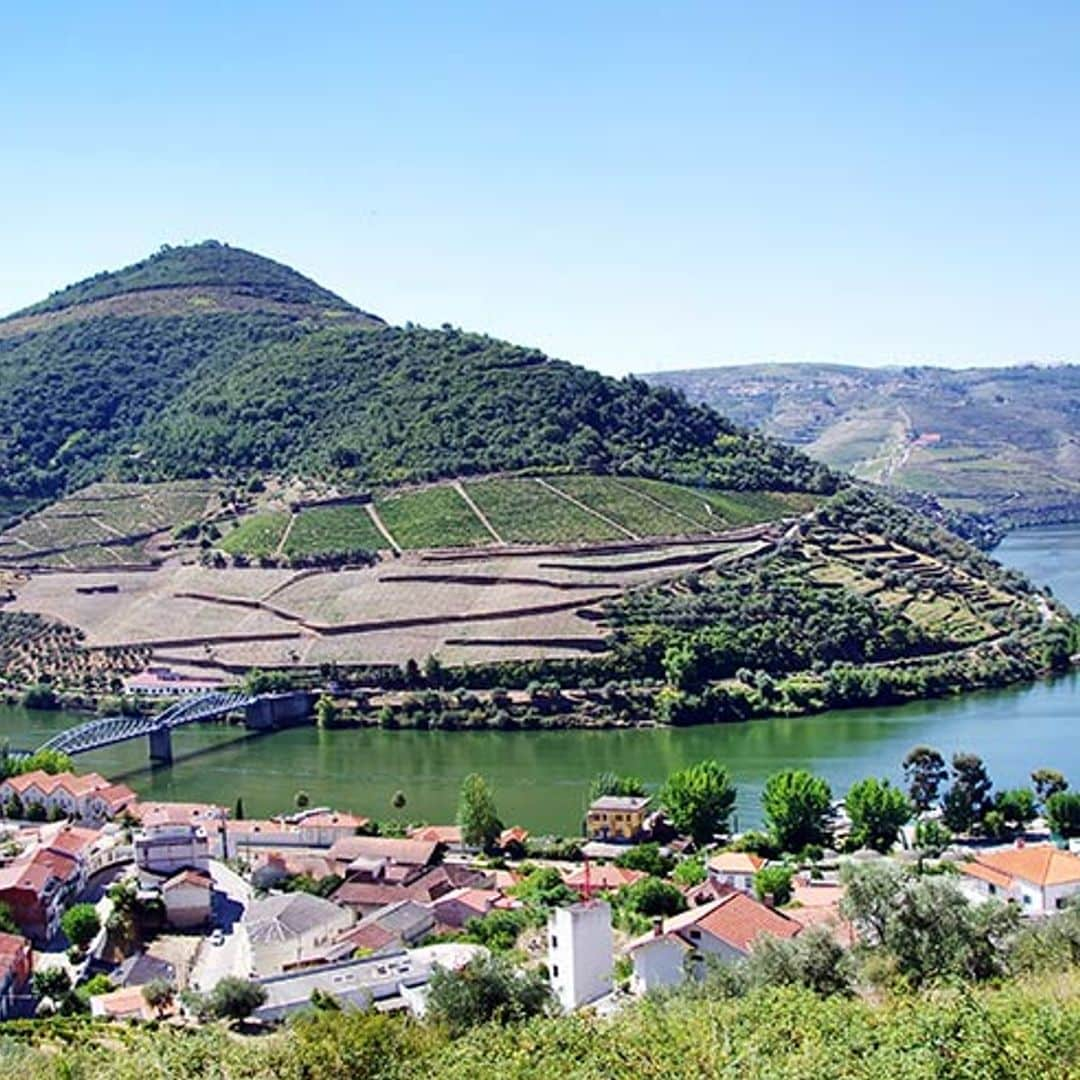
25,690 -> 313,764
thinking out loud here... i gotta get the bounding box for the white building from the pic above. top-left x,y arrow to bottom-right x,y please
548,900 -> 613,1012
134,824 -> 209,876
707,851 -> 767,895
958,844 -> 1080,915
251,943 -> 483,1022
627,893 -> 801,995
242,892 -> 354,978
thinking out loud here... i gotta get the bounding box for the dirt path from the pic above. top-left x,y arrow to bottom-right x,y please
365,503 -> 402,554
453,481 -> 504,543
534,478 -> 638,540
610,478 -> 714,533
274,512 -> 298,558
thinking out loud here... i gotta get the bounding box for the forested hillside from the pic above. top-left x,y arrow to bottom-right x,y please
0,243 -> 832,501
644,362 -> 1080,526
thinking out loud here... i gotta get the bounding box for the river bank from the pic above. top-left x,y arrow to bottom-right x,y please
0,523 -> 1076,833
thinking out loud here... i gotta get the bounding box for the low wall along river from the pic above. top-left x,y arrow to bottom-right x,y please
2,524 -> 1078,834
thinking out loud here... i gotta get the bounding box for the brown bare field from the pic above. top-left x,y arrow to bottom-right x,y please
4,532 -> 777,672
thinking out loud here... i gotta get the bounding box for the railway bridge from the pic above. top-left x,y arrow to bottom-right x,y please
29,690 -> 314,765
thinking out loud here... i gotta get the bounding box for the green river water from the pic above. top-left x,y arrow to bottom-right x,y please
1,525 -> 1077,834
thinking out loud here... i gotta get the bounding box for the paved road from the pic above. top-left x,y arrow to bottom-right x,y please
189,860 -> 251,992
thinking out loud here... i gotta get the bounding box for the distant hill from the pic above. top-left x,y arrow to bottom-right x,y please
0,242 -> 830,503
643,363 -> 1080,526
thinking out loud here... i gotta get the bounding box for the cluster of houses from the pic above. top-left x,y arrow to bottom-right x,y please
2,773 -> 1080,1022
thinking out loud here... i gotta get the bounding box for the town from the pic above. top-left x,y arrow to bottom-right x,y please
0,733 -> 1078,1032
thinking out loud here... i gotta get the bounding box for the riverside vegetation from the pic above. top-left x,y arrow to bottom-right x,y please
0,244 -> 1075,720
6,751 -> 1080,1078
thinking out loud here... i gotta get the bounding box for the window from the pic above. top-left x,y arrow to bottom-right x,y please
689,929 -> 701,940
551,965 -> 559,977
550,936 -> 558,949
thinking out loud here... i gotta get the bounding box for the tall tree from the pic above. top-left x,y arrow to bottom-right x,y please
588,771 -> 647,802
762,769 -> 833,853
61,904 -> 101,952
1031,768 -> 1068,806
845,777 -> 912,853
457,773 -> 503,851
1047,792 -> 1080,839
658,759 -> 736,847
942,752 -> 994,833
902,746 -> 948,812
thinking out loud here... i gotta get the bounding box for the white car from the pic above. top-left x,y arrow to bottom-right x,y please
209,928 -> 225,946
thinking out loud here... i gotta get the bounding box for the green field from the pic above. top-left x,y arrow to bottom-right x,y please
283,504 -> 385,556
546,475 -> 697,537
375,486 -> 492,549
465,478 -> 623,544
220,511 -> 290,557
212,475 -> 819,558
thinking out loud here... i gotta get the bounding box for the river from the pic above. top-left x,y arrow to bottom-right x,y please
1,525 -> 1077,834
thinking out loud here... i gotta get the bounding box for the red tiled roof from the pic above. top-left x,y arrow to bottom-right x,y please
968,845 -> 1080,888
332,881 -> 413,909
2,770 -> 113,799
93,783 -> 137,810
408,825 -> 462,845
130,802 -> 226,827
564,864 -> 647,891
329,836 -> 439,867
164,869 -> 213,890
0,847 -> 79,893
960,861 -> 1014,890
45,825 -> 102,859
709,851 -> 767,875
630,893 -> 801,955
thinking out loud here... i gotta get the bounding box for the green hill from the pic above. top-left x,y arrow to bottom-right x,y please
0,243 -> 831,502
644,362 -> 1080,527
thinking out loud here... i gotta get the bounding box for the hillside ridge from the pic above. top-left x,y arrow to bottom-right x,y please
6,240 -> 361,319
644,361 -> 1080,525
0,245 -> 833,504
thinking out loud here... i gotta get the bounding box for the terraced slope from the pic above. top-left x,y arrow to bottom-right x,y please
645,362 -> 1080,525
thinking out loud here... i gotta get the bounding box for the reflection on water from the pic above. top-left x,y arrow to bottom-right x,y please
1,524 -> 1077,833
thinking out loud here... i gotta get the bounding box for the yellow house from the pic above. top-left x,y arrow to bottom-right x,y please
586,795 -> 651,841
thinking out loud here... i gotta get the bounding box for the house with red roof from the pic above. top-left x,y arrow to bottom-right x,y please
564,863 -> 646,896
707,851 -> 768,895
0,771 -> 135,824
161,868 -> 214,929
0,932 -> 32,1019
626,892 -> 802,994
958,843 -> 1080,915
0,847 -> 82,942
429,887 -> 501,930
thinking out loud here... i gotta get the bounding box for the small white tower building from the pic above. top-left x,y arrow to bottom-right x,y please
547,899 -> 613,1012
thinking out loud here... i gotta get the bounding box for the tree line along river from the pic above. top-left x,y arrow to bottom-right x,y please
1,524 -> 1078,835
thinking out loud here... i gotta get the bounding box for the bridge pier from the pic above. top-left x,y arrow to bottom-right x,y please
148,725 -> 173,765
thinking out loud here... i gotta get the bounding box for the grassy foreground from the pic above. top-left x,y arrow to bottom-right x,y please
4,971 -> 1080,1079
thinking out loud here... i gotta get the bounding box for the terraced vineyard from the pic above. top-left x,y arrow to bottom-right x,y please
375,486 -> 493,549
282,504 -> 385,558
214,475 -> 820,559
0,480 -> 217,568
219,511 -> 290,558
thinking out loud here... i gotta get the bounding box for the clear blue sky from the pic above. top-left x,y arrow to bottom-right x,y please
4,2 -> 1080,375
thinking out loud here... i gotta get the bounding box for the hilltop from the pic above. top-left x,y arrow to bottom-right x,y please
644,362 -> 1080,527
0,246 -> 1072,712
0,243 -> 829,506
